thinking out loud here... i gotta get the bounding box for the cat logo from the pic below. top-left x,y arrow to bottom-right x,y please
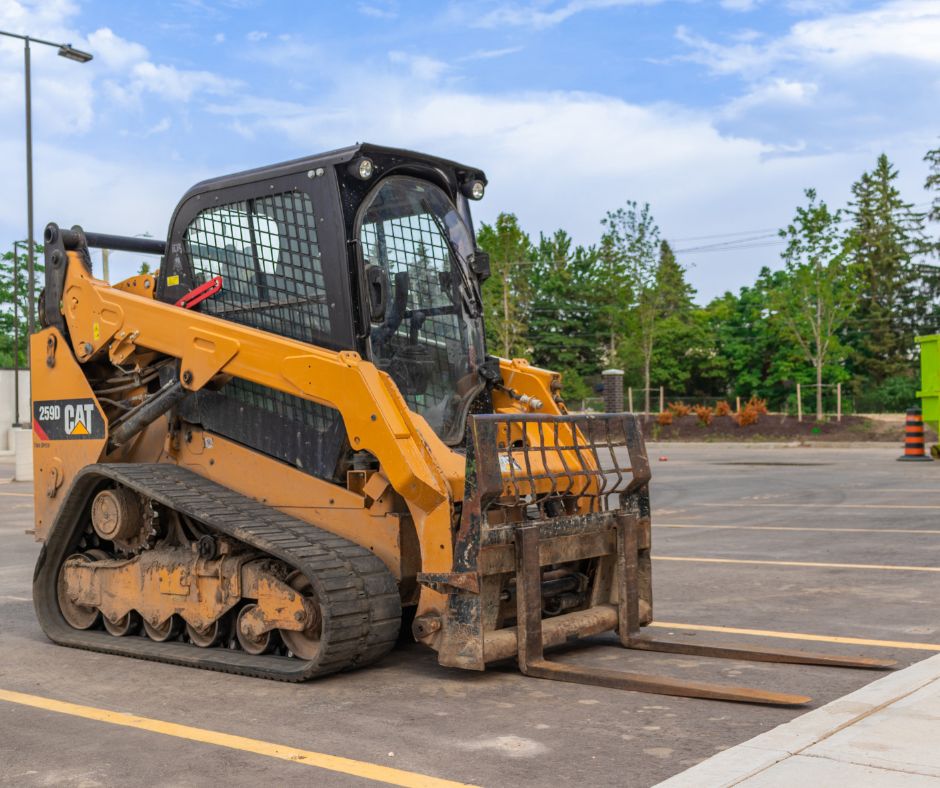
65,403 -> 94,435
33,398 -> 104,441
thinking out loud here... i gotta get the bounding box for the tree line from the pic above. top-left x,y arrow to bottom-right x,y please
477,146 -> 940,417
1,146 -> 938,418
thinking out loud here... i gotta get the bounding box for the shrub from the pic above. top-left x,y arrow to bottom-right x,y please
656,410 -> 674,426
692,404 -> 714,426
855,375 -> 918,413
747,396 -> 769,415
734,405 -> 760,427
667,401 -> 691,417
715,400 -> 732,417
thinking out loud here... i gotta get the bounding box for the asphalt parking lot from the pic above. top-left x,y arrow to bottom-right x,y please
1,443 -> 938,787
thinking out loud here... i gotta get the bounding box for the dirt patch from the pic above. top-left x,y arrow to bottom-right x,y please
640,414 -> 931,443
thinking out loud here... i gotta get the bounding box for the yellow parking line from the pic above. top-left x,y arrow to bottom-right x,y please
701,502 -> 940,510
655,524 -> 940,535
0,688 -> 476,788
854,489 -> 940,494
649,622 -> 940,651
654,556 -> 940,573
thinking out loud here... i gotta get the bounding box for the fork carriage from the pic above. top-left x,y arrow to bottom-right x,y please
420,413 -> 892,706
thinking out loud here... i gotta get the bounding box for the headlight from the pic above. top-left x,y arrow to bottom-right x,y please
348,157 -> 374,180
469,180 -> 485,200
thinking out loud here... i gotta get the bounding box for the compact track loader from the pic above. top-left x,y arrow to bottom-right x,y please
30,144 -> 891,703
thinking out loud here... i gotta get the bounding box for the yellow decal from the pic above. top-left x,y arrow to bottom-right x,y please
69,420 -> 90,436
167,275 -> 179,286
93,322 -> 100,340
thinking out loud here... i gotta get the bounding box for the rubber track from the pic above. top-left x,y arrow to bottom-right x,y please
33,463 -> 402,681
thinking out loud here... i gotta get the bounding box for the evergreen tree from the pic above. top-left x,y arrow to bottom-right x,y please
847,154 -> 930,384
636,241 -> 698,396
925,139 -> 940,228
528,230 -> 602,401
656,240 -> 695,315
476,213 -> 534,358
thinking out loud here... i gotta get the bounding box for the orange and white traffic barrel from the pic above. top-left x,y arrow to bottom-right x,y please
898,407 -> 933,462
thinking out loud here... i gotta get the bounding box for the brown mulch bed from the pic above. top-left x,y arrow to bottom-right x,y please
640,414 -> 923,443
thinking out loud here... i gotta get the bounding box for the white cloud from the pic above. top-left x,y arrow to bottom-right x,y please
721,0 -> 763,11
458,46 -> 524,62
388,51 -> 450,81
128,61 -> 237,102
723,77 -> 818,117
680,0 -> 940,77
358,2 -> 397,19
243,35 -> 319,68
0,134 -> 208,282
789,0 -> 940,65
214,32 -> 226,44
0,0 -> 80,35
785,0 -> 852,13
246,30 -> 268,41
86,27 -> 149,70
145,116 -> 172,135
472,0 -> 662,30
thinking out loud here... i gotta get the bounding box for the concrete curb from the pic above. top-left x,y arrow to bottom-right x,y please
655,653 -> 940,787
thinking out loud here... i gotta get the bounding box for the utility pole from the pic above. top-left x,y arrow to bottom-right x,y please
102,248 -> 110,282
502,268 -> 510,358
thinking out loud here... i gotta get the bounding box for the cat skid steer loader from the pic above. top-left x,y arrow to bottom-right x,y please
30,144 -> 891,703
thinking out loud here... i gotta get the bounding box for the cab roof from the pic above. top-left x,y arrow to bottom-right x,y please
177,143 -> 487,205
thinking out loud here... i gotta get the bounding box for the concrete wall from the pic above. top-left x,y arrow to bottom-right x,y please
0,369 -> 31,451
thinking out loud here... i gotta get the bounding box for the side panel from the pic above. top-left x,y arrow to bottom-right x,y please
173,428 -> 406,579
30,328 -> 107,539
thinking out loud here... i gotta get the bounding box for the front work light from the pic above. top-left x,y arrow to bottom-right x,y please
357,158 -> 374,180
469,180 -> 485,200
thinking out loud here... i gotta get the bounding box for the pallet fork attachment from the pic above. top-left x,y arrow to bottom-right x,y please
514,518 -> 894,707
462,413 -> 895,707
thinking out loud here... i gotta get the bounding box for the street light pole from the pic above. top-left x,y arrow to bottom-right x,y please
24,38 -> 34,342
0,29 -> 93,353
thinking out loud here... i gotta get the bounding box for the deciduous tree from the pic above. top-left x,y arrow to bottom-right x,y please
774,189 -> 855,420
601,202 -> 661,412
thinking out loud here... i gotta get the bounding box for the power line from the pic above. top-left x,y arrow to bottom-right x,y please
668,227 -> 780,243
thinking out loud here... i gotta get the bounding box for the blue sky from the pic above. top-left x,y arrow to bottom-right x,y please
0,0 -> 937,300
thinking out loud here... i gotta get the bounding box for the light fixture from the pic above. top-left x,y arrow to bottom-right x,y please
468,179 -> 485,200
354,157 -> 374,180
57,44 -> 93,63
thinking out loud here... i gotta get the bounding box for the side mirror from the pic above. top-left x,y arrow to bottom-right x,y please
365,264 -> 389,323
468,250 -> 490,282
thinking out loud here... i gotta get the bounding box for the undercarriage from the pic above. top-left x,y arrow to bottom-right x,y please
36,463 -> 401,680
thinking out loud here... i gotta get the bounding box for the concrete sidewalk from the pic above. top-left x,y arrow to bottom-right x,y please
658,653 -> 940,786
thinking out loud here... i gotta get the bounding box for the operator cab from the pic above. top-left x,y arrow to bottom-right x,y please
157,144 -> 492,476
